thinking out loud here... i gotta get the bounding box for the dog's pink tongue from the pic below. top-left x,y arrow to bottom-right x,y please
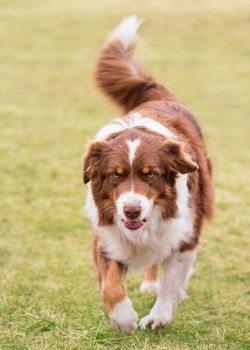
124,220 -> 143,230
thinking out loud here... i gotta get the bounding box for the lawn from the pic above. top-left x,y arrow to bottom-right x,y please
0,0 -> 249,349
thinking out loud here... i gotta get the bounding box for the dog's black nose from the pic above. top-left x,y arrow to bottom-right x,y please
124,205 -> 141,219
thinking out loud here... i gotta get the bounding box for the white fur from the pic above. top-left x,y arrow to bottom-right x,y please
116,190 -> 152,223
107,15 -> 142,50
109,297 -> 138,333
127,139 -> 141,164
98,205 -> 162,268
140,280 -> 160,295
139,249 -> 197,330
86,174 -> 194,269
94,112 -> 176,141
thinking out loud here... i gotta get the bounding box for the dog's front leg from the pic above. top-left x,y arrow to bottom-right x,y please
139,249 -> 197,330
102,260 -> 138,333
93,236 -> 138,333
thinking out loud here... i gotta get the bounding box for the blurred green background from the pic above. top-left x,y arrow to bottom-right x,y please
0,0 -> 249,349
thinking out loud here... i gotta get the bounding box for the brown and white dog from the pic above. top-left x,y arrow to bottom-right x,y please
83,16 -> 214,333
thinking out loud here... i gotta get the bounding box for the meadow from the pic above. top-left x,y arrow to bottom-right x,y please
0,0 -> 249,349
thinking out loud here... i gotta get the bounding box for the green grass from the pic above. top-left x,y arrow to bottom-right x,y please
0,0 -> 249,349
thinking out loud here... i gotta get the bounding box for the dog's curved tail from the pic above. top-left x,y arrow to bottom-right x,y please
94,15 -> 174,112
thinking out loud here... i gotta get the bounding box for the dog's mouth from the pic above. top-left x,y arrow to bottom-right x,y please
121,219 -> 146,230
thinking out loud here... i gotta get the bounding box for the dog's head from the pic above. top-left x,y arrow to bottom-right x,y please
83,128 -> 198,242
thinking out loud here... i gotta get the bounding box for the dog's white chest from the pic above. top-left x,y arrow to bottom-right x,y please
97,212 -> 193,269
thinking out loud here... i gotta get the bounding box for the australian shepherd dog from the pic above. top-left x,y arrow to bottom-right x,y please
83,16 -> 214,333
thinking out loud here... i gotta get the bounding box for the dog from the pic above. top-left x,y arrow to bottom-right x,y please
83,15 -> 214,333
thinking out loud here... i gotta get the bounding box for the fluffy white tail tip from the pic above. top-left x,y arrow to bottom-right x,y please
108,15 -> 142,49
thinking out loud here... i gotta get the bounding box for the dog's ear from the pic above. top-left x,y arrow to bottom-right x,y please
160,140 -> 198,174
83,140 -> 110,183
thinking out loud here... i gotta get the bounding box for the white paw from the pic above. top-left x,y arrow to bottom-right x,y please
139,304 -> 173,330
109,297 -> 138,334
140,280 -> 160,295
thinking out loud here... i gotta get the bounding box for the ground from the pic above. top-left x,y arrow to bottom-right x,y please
0,0 -> 249,349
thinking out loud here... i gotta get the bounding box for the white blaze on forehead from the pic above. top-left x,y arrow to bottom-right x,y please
126,139 -> 141,164
94,112 -> 176,141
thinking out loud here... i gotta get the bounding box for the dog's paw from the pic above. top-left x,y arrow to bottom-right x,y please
139,280 -> 160,295
109,297 -> 138,334
139,305 -> 173,330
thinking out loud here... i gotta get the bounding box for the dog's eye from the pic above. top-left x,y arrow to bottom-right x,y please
111,173 -> 121,180
146,172 -> 156,178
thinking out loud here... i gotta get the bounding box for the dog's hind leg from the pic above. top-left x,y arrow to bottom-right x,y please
139,264 -> 160,295
93,235 -> 138,333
